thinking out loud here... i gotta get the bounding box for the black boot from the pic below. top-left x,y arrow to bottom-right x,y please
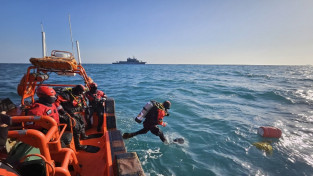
76,144 -> 87,150
74,134 -> 87,150
122,133 -> 135,139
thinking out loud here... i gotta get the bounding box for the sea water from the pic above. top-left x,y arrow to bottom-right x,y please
1,64 -> 313,176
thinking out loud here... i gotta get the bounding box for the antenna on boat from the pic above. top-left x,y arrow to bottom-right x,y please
68,15 -> 81,65
76,41 -> 82,65
41,22 -> 47,57
68,14 -> 75,57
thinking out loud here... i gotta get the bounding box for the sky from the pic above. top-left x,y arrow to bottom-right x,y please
0,0 -> 313,65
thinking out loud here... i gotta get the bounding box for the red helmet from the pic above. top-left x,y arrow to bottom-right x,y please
37,86 -> 56,97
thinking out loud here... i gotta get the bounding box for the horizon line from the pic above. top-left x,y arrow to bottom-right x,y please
0,62 -> 311,66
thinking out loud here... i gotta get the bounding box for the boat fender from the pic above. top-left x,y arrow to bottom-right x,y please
135,101 -> 153,123
258,126 -> 282,138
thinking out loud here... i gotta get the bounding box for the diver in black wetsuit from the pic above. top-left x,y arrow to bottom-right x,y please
85,82 -> 106,132
55,85 -> 88,150
123,100 -> 171,143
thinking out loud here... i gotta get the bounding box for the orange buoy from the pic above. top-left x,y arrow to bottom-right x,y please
258,126 -> 282,138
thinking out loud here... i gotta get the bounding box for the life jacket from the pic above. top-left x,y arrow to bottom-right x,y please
86,90 -> 105,102
66,88 -> 83,107
144,101 -> 167,127
56,88 -> 82,106
55,88 -> 85,114
28,102 -> 59,123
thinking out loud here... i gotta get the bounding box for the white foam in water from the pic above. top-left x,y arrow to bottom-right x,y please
296,89 -> 313,101
145,148 -> 162,159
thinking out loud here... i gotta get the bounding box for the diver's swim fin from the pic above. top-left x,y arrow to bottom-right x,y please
173,138 -> 184,144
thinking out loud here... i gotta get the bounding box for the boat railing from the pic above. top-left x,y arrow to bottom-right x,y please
18,64 -> 93,106
7,115 -> 81,176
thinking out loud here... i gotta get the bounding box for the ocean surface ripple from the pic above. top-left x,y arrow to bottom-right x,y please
1,64 -> 313,176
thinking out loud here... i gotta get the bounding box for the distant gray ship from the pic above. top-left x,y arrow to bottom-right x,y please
113,57 -> 146,64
